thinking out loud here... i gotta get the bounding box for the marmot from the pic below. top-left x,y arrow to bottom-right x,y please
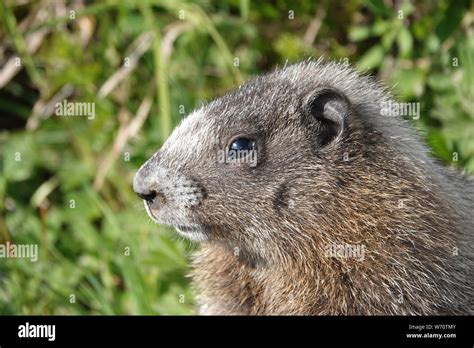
133,59 -> 473,315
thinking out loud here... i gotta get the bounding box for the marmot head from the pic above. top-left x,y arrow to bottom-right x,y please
133,60 -> 409,264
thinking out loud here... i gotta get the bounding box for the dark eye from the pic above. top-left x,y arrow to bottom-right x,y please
229,137 -> 256,152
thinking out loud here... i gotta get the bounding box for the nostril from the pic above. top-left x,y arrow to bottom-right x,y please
137,191 -> 157,203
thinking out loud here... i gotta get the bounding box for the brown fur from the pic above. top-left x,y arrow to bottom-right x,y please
134,60 -> 474,315
192,138 -> 472,315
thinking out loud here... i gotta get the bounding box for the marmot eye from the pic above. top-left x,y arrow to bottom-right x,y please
229,137 -> 256,152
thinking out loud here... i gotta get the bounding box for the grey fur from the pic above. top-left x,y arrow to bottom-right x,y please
134,59 -> 473,315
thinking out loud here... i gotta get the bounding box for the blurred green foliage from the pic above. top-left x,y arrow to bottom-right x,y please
0,0 -> 473,314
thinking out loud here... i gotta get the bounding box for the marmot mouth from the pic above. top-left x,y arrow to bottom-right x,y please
175,224 -> 201,232
174,224 -> 209,242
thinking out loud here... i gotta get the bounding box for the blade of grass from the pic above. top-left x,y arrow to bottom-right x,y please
118,255 -> 152,314
0,1 -> 45,92
155,0 -> 243,84
83,274 -> 115,314
139,3 -> 172,141
240,0 -> 250,21
25,1 -> 116,35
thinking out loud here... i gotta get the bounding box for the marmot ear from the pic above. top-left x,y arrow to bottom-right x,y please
306,88 -> 351,147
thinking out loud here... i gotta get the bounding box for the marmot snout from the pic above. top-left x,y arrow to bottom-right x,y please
134,59 -> 474,315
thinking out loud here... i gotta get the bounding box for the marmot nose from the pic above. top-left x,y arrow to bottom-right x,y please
136,190 -> 157,203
